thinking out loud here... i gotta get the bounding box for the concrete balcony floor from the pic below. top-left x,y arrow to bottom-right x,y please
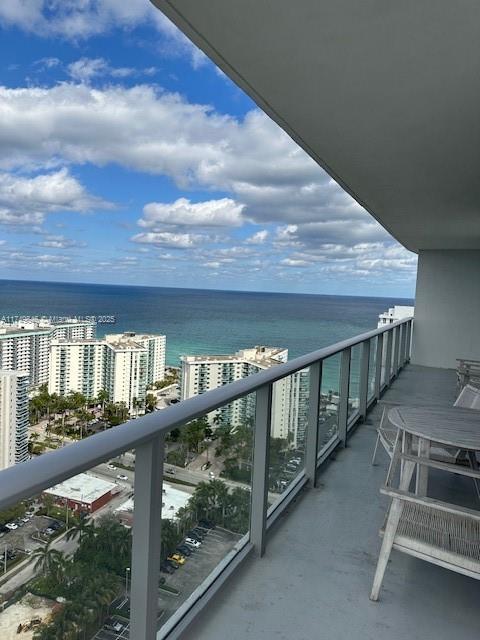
180,365 -> 480,640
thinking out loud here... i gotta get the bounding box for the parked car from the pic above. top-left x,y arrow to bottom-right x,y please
176,545 -> 193,556
160,561 -> 175,574
190,528 -> 205,539
165,558 -> 179,570
169,553 -> 185,565
107,463 -> 117,470
186,532 -> 203,543
21,516 -> 30,523
199,519 -> 216,529
165,467 -> 176,475
116,474 -> 128,481
185,537 -> 201,548
5,523 -> 18,530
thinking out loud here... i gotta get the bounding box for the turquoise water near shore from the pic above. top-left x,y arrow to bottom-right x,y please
0,280 -> 412,379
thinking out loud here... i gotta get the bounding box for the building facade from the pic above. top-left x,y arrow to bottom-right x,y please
0,318 -> 95,388
181,346 -> 307,446
49,332 -> 166,413
377,305 -> 414,328
0,370 -> 29,471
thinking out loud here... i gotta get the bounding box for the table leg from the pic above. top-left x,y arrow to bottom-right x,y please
416,437 -> 430,496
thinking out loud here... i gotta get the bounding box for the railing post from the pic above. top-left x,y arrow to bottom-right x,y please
130,435 -> 164,640
393,326 -> 400,377
405,319 -> 413,361
384,328 -> 393,385
400,322 -> 407,367
359,340 -> 371,420
375,333 -> 384,400
338,348 -> 351,446
305,361 -> 322,488
250,383 -> 272,556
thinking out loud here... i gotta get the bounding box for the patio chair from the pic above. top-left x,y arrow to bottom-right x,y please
454,383 -> 480,410
454,384 -> 480,498
370,440 -> 480,601
456,359 -> 480,393
373,385 -> 480,469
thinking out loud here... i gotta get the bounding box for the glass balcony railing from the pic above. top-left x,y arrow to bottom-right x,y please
0,317 -> 412,639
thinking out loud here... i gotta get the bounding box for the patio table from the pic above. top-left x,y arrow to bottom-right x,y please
388,405 -> 480,495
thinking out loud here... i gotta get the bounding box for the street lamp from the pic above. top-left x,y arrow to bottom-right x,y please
125,566 -> 130,595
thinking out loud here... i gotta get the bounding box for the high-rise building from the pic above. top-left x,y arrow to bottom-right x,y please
0,318 -> 95,388
48,332 -> 166,413
181,346 -> 307,445
0,370 -> 29,471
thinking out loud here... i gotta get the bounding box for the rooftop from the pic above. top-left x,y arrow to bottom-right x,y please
44,472 -> 117,505
114,482 -> 190,521
181,346 -> 288,369
180,364 -> 480,640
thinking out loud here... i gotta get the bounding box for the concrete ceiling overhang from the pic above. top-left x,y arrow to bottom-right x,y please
151,1 -> 480,252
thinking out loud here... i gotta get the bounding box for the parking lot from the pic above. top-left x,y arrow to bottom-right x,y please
0,515 -> 59,555
93,625 -> 129,640
91,526 -> 241,639
158,526 -> 241,624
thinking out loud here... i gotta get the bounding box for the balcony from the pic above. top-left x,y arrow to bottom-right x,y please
0,319 -> 418,639
1,318 -> 479,639
184,363 -> 480,640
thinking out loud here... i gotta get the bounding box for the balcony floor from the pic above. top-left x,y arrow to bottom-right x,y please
180,365 -> 480,640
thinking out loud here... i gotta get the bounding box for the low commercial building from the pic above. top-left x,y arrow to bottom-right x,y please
114,482 -> 190,526
43,473 -> 118,514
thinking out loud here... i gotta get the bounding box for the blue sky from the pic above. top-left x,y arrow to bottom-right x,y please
0,1 -> 417,297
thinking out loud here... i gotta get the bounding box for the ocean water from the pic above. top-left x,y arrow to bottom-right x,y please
0,280 -> 413,373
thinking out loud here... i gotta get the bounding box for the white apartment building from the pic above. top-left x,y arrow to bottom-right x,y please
0,370 -> 29,471
377,305 -> 414,328
181,346 -> 307,446
0,318 -> 95,388
49,332 -> 166,413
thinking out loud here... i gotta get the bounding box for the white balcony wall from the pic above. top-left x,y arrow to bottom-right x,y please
412,250 -> 480,368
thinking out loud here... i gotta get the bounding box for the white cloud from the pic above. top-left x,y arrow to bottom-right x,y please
67,58 -> 109,83
281,258 -> 309,267
67,57 -> 153,83
245,229 -> 268,244
0,1 -> 203,67
131,231 -> 206,249
34,57 -> 61,70
0,168 -> 109,226
0,81 -> 416,281
37,234 -> 86,249
140,198 -> 245,228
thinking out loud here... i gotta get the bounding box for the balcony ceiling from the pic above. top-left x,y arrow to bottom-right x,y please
152,1 -> 480,252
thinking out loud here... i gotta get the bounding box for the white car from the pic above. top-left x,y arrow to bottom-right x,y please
116,474 -> 128,481
208,471 -> 215,479
185,537 -> 201,548
107,463 -> 117,470
5,523 -> 17,530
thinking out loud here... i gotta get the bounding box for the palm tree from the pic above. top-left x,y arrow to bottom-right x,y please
65,517 -> 95,543
32,542 -> 64,578
96,389 -> 110,415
